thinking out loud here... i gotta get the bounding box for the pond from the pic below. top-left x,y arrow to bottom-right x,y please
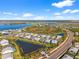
16,40 -> 44,54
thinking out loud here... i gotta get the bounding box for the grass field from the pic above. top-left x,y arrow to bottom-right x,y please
11,41 -> 24,59
69,28 -> 79,32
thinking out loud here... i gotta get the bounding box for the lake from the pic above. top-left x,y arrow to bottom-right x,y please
16,40 -> 44,54
0,24 -> 32,30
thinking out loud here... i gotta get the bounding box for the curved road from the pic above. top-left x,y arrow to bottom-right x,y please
47,30 -> 74,59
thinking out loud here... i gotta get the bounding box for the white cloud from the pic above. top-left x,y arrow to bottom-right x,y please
3,12 -> 17,16
70,10 -> 79,13
62,9 -> 71,14
53,15 -> 64,20
14,16 -> 46,20
52,0 -> 75,8
22,13 -> 47,20
63,9 -> 79,14
22,13 -> 34,17
33,16 -> 46,20
54,13 -> 61,15
54,9 -> 79,16
0,11 -> 48,20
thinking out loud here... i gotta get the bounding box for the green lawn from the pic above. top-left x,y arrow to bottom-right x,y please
74,36 -> 79,42
69,28 -> 79,32
11,41 -> 24,59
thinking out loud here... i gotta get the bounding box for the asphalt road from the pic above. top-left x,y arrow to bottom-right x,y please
47,30 -> 74,59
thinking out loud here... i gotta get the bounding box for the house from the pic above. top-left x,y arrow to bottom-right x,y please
0,39 -> 15,59
61,54 -> 73,59
46,35 -> 51,39
37,34 -> 41,38
30,36 -> 35,40
68,47 -> 78,55
15,34 -> 19,37
18,33 -> 25,38
41,51 -> 46,55
56,33 -> 64,40
75,43 -> 79,49
2,45 -> 15,54
30,33 -> 34,36
2,53 -> 13,59
25,35 -> 31,39
1,31 -> 9,35
0,39 -> 9,46
17,29 -> 22,32
34,37 -> 40,41
51,40 -> 58,44
39,38 -> 45,43
33,34 -> 38,37
41,51 -> 49,58
25,32 -> 30,35
56,35 -> 62,40
75,32 -> 79,36
41,35 -> 46,38
45,39 -> 51,43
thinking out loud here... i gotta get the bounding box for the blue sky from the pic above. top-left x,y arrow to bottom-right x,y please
0,0 -> 79,20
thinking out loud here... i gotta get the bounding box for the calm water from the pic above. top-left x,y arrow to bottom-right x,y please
0,24 -> 32,30
57,33 -> 64,36
16,40 -> 44,54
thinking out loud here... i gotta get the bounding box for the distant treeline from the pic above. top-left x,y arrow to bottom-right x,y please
0,20 -> 79,24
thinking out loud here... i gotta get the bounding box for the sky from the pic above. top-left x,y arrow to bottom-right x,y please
0,0 -> 79,20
